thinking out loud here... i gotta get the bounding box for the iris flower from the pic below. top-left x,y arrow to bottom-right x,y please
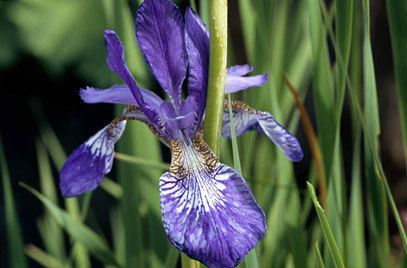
59,0 -> 303,267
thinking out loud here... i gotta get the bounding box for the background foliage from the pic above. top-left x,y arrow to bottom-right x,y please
1,0 -> 407,267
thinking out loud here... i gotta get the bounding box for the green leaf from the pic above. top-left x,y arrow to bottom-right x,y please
0,135 -> 27,268
314,242 -> 326,268
385,0 -> 407,162
31,101 -> 90,267
346,131 -> 366,268
20,183 -> 121,267
362,0 -> 390,265
35,139 -> 66,261
307,182 -> 345,268
25,244 -> 66,268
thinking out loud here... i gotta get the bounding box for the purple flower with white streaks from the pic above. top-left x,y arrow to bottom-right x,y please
59,0 -> 303,267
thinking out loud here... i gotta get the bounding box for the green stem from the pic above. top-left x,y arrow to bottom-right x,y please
203,0 -> 228,155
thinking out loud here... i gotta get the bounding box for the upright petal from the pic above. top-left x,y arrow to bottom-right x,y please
104,30 -> 172,137
185,8 -> 210,134
159,96 -> 199,140
136,0 -> 186,104
59,121 -> 126,198
80,84 -> 164,109
160,133 -> 266,268
222,101 -> 303,162
225,65 -> 268,93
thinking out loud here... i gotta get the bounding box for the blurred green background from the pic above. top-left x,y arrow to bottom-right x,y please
1,0 -> 407,267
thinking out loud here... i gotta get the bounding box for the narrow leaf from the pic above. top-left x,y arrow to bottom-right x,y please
20,183 -> 121,267
0,135 -> 27,268
307,182 -> 345,268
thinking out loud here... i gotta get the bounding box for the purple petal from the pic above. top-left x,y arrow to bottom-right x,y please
227,64 -> 253,76
80,85 -> 137,105
222,103 -> 303,162
104,30 -> 170,136
136,0 -> 186,104
221,106 -> 259,137
160,136 -> 266,267
159,96 -> 199,139
80,84 -> 164,109
185,8 -> 210,134
59,121 -> 126,198
225,65 -> 268,94
257,112 -> 303,162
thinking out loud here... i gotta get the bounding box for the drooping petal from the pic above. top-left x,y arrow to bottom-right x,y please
222,101 -> 303,162
104,30 -> 173,138
185,8 -> 210,134
257,112 -> 303,161
136,0 -> 186,104
160,133 -> 266,268
59,121 -> 126,198
221,104 -> 259,137
80,85 -> 164,109
225,65 -> 268,94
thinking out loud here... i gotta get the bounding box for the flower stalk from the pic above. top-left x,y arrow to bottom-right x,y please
203,0 -> 228,154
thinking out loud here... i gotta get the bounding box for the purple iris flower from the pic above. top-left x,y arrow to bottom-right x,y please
59,0 -> 303,267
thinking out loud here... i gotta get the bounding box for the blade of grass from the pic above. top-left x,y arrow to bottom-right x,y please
20,182 -> 121,267
314,242 -> 326,268
114,152 -> 168,170
347,3 -> 366,264
383,178 -> 407,254
307,182 -> 345,268
385,0 -> 407,165
0,134 -> 28,268
347,130 -> 366,268
163,246 -> 180,268
31,101 -> 91,267
362,0 -> 390,265
25,244 -> 66,268
307,0 -> 335,177
189,0 -> 196,11
110,208 -> 125,265
36,139 -> 66,260
100,177 -> 123,199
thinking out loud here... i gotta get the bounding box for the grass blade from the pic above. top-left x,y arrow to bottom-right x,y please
20,182 -> 121,267
0,134 -> 28,268
35,139 -> 66,260
307,182 -> 345,268
362,0 -> 390,265
25,244 -> 66,268
383,177 -> 407,254
347,131 -> 366,268
31,101 -> 91,267
385,0 -> 407,163
114,152 -> 168,170
314,242 -> 326,268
